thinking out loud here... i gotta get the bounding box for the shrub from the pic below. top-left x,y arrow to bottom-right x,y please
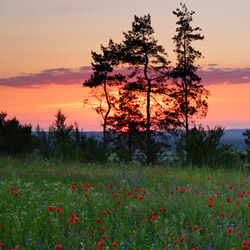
0,111 -> 36,155
176,126 -> 238,168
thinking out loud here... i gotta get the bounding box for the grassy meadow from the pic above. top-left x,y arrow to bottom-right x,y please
0,156 -> 249,250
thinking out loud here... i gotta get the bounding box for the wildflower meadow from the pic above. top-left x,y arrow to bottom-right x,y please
0,157 -> 249,250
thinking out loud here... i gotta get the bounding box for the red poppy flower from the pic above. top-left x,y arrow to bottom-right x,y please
138,196 -> 143,200
0,243 -> 3,247
113,242 -> 118,248
48,206 -> 54,211
55,244 -> 61,249
174,240 -> 178,246
99,227 -> 104,231
208,203 -> 213,208
97,242 -> 103,248
72,214 -> 77,217
208,197 -> 214,202
96,218 -> 101,223
226,198 -> 230,203
227,227 -> 233,234
57,208 -> 62,214
220,212 -> 225,216
170,233 -> 174,237
68,218 -> 74,223
102,235 -> 107,241
74,217 -> 79,223
180,236 -> 184,242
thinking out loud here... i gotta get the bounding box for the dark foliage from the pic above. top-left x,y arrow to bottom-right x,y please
242,130 -> 250,165
243,130 -> 250,146
83,40 -> 124,140
119,14 -> 171,164
169,3 -> 209,134
0,111 -> 36,155
107,88 -> 145,161
176,126 -> 238,168
35,110 -> 107,163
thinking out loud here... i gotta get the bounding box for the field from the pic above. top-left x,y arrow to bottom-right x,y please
0,156 -> 249,250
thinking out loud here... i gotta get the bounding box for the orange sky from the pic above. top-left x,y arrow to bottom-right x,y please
1,81 -> 250,131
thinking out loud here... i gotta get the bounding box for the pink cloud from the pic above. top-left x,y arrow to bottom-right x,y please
199,67 -> 250,85
0,67 -> 92,88
1,65 -> 250,88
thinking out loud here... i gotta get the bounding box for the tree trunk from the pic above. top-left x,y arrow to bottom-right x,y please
144,54 -> 151,165
103,80 -> 111,139
183,30 -> 189,135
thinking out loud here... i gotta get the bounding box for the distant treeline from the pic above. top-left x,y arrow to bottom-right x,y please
0,110 -> 250,168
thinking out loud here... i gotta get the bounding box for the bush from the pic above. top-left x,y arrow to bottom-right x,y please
35,110 -> 108,163
242,130 -> 250,167
0,111 -> 36,155
175,126 -> 238,168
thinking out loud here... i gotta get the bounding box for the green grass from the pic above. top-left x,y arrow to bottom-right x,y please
0,156 -> 249,250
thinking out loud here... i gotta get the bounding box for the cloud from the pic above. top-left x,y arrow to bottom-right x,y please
0,67 -> 92,88
207,64 -> 218,67
1,65 -> 250,88
198,67 -> 250,85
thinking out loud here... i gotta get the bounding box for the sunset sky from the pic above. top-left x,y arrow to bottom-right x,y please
1,0 -> 250,131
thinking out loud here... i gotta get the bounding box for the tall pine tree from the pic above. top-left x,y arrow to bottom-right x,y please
171,3 -> 209,134
83,40 -> 124,139
120,14 -> 170,164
